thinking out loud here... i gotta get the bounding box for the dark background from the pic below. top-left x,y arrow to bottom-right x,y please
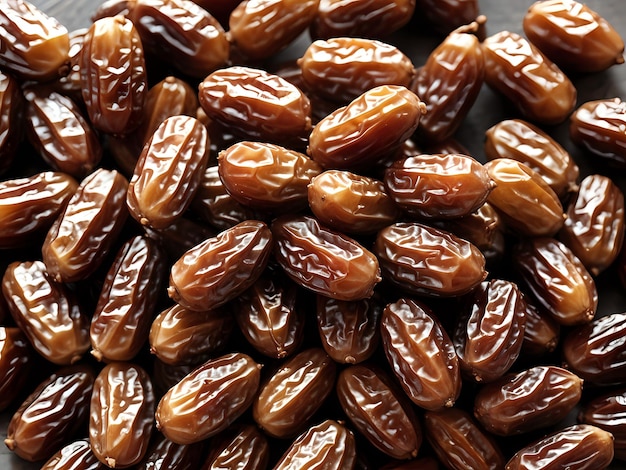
2,0 -> 626,468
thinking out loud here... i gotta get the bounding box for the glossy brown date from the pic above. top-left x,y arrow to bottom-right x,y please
156,352 -> 261,444
127,115 -> 210,230
384,153 -> 494,219
79,15 -> 147,135
336,364 -> 422,460
253,348 -> 336,438
5,366 -> 94,462
201,424 -> 270,470
505,424 -> 614,470
168,220 -> 272,311
474,365 -> 583,436
90,362 -> 155,468
523,0 -> 625,72
218,141 -> 321,213
298,37 -> 415,104
137,432 -> 204,470
381,298 -> 461,410
271,215 -> 381,301
308,170 -> 401,235
579,388 -> 626,461
229,0 -> 319,60
374,222 -> 487,297
513,237 -> 598,326
559,174 -> 625,276
0,171 -> 78,249
0,71 -> 23,174
41,439 -> 105,470
0,0 -> 70,81
42,168 -> 129,283
482,30 -> 577,125
0,327 -> 35,412
308,85 -> 426,170
2,260 -> 90,365
521,299 -> 561,357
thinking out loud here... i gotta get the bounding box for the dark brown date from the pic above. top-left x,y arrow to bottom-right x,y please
0,71 -> 23,174
521,299 -> 561,357
168,220 -> 272,311
201,424 -> 270,470
271,215 -> 381,301
90,235 -> 167,362
137,432 -> 204,470
559,174 -> 625,276
127,115 -> 210,229
417,0 -> 481,33
374,222 -> 487,297
145,216 -> 216,261
90,362 -> 155,468
0,171 -> 78,249
384,154 -> 494,219
79,15 -> 147,135
42,168 -> 129,283
218,141 -> 321,213
381,298 -> 462,410
5,366 -> 94,462
307,85 -> 426,170
579,388 -> 626,461
0,327 -> 35,412
41,439 -> 105,470
523,0 -> 625,72
336,364 -> 422,460
474,365 -> 583,436
2,260 -> 90,365
156,352 -> 261,444
513,237 -> 598,326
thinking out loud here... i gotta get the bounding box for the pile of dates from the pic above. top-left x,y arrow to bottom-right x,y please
1,0 -> 626,468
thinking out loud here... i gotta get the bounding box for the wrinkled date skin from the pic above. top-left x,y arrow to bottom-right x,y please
316,295 -> 381,364
505,424 -> 614,470
523,0 -> 625,73
424,408 -> 505,470
474,365 -> 583,436
137,432 -> 204,470
454,279 -> 527,383
485,158 -> 565,237
253,348 -> 336,438
79,15 -> 147,135
218,141 -> 321,213
127,115 -> 210,229
311,0 -> 415,40
40,439 -> 106,470
298,37 -> 415,104
5,366 -> 94,462
90,362 -> 155,468
308,170 -> 401,235
229,0 -> 320,60
375,222 -> 487,297
0,0 -> 70,81
413,23 -> 484,143
482,30 -> 577,125
521,299 -> 560,357
24,87 -> 102,178
513,237 -> 598,326
90,235 -> 167,362
562,312 -> 626,385
308,85 -> 426,170
381,298 -> 462,410
42,168 -> 129,283
156,352 -> 261,444
0,171 -> 78,249
234,272 -> 303,359
570,97 -> 626,167
199,66 -> 312,145
579,389 -> 626,461
0,327 -> 35,412
484,119 -> 580,198
201,424 -> 270,470
2,260 -> 90,365
559,174 -> 625,276
336,364 -> 422,460
271,215 -> 381,301
0,71 -> 24,174
149,304 -> 234,366
273,420 -> 356,470
384,154 -> 494,219
168,220 -> 272,311
129,0 -> 229,78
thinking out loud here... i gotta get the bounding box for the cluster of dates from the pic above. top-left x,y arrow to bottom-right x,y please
1,0 -> 626,468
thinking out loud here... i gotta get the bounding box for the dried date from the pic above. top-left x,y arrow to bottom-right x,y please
201,424 -> 270,470
579,388 -> 626,461
0,327 -> 35,412
0,71 -> 23,174
41,439 -> 105,470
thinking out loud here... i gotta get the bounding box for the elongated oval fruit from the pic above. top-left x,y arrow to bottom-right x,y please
156,352 -> 261,444
201,424 -> 270,470
40,439 -> 104,470
0,327 -> 34,412
578,389 -> 626,461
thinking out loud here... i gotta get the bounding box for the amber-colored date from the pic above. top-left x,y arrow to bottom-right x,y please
41,439 -> 105,470
0,327 -> 34,412
156,353 -> 261,444
381,298 -> 461,410
168,220 -> 272,311
271,215 -> 381,301
374,222 -> 486,297
201,424 -> 270,470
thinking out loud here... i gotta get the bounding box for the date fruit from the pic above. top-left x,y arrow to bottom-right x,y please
0,327 -> 35,412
